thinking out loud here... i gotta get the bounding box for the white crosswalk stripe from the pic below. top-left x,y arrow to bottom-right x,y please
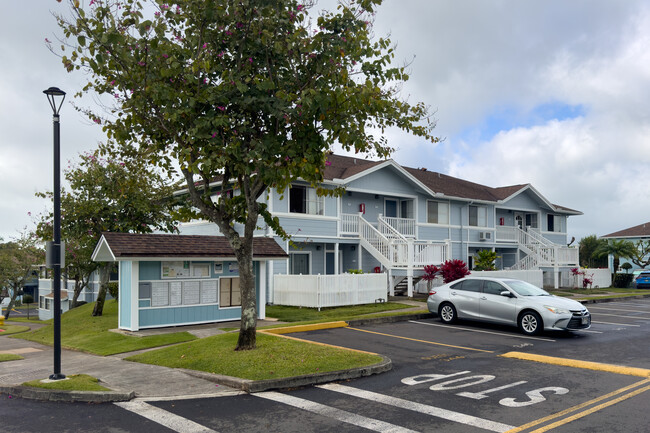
255,390 -> 419,433
115,400 -> 217,433
317,383 -> 515,433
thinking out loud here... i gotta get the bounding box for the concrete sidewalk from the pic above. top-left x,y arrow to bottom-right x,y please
0,325 -> 246,401
0,314 -> 409,402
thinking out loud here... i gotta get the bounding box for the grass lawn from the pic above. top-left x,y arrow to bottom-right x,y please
2,317 -> 44,324
550,288 -> 650,299
266,302 -> 415,322
127,332 -> 382,381
13,300 -> 196,356
0,325 -> 30,336
0,354 -> 24,362
23,374 -> 110,391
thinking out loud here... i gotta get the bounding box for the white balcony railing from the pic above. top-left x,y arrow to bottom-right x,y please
340,213 -> 361,236
380,216 -> 416,238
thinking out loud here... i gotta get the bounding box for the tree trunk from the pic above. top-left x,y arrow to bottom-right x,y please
235,239 -> 257,351
91,265 -> 111,316
4,286 -> 20,320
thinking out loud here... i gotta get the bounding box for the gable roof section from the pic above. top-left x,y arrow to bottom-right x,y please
325,154 -> 579,214
602,222 -> 650,238
92,232 -> 287,261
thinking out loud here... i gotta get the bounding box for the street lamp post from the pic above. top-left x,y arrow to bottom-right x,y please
44,86 -> 66,381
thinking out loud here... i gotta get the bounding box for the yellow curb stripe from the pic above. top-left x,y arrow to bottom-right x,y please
500,352 -> 650,377
259,321 -> 349,335
505,378 -> 650,433
345,327 -> 494,353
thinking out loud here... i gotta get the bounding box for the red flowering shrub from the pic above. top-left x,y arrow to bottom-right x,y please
423,260 -> 470,284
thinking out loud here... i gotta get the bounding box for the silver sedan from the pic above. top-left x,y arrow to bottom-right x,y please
427,277 -> 591,335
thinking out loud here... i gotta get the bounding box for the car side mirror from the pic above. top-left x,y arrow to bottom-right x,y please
500,291 -> 514,298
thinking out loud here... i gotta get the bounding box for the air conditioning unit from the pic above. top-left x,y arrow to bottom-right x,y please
479,231 -> 492,241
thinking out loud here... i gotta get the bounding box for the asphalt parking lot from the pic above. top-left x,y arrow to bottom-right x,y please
272,297 -> 650,432
3,298 -> 650,433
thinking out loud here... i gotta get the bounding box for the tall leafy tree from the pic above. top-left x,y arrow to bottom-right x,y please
593,239 -> 637,276
0,234 -> 42,320
35,146 -> 178,316
55,0 -> 437,349
578,235 -> 608,268
628,240 -> 650,269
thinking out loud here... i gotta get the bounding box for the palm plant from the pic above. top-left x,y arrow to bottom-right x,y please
594,239 -> 637,275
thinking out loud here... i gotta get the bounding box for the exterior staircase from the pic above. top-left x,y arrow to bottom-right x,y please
353,214 -> 450,297
507,227 -> 578,270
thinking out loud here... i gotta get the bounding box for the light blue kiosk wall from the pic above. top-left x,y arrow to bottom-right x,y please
118,259 -> 265,331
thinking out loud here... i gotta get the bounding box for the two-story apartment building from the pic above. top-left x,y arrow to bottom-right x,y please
178,154 -> 581,299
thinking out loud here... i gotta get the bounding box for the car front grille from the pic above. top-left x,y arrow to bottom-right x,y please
568,310 -> 590,329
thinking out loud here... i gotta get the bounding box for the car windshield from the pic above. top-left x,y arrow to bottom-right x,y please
638,273 -> 650,279
504,280 -> 550,296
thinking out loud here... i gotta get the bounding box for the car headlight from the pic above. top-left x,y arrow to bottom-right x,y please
544,305 -> 571,315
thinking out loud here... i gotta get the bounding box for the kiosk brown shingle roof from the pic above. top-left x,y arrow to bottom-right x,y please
99,232 -> 287,259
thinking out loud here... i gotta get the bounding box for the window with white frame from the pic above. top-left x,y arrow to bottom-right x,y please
220,277 -> 241,307
289,185 -> 324,215
547,214 -> 562,232
469,205 -> 487,227
427,201 -> 449,224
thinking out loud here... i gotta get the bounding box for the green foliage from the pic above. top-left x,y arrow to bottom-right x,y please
594,239 -> 638,273
613,273 -> 634,288
107,282 -> 119,301
126,332 -> 382,381
473,249 -> 498,271
579,235 -> 608,268
0,235 -> 43,320
34,147 -> 178,315
56,0 -> 437,348
14,300 -> 196,355
347,269 -> 363,274
628,240 -> 650,269
22,294 -> 34,304
620,262 -> 633,273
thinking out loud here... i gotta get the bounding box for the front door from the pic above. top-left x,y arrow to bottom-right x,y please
514,212 -> 524,230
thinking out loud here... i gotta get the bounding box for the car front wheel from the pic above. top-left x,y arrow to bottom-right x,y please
439,303 -> 457,324
518,311 -> 542,335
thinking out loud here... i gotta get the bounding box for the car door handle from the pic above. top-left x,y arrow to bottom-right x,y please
451,291 -> 457,296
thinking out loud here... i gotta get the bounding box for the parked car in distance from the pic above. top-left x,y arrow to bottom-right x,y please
633,271 -> 650,289
427,277 -> 591,335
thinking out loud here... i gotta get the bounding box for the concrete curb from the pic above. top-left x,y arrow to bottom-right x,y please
579,293 -> 650,304
346,312 -> 434,327
181,355 -> 393,393
0,385 -> 135,403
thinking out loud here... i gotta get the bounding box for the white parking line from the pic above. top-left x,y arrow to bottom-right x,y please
588,306 -> 650,314
255,391 -> 419,433
591,321 -> 640,327
115,400 -> 217,433
409,320 -> 556,342
589,312 -> 650,319
317,383 -> 515,433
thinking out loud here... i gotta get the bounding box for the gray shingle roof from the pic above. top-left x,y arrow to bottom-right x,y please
100,232 -> 287,258
602,222 -> 650,238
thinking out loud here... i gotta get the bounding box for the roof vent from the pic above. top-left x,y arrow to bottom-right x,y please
419,167 -> 427,171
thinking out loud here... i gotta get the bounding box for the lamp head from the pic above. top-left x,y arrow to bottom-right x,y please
43,87 -> 66,115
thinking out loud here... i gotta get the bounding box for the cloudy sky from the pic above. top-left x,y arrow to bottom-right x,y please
1,0 -> 649,242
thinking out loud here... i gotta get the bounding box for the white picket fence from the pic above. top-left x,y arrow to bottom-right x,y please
273,273 -> 388,309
